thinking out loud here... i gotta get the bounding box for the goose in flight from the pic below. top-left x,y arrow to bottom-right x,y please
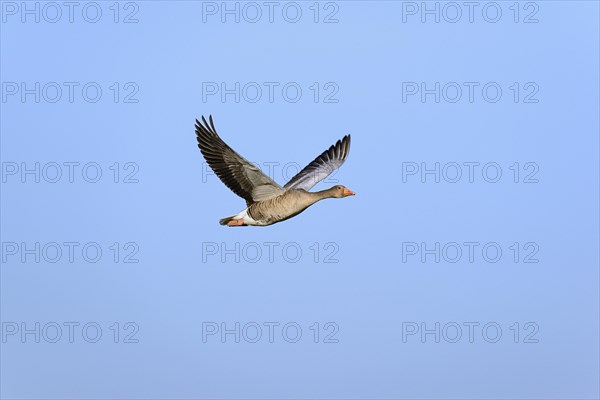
195,116 -> 354,226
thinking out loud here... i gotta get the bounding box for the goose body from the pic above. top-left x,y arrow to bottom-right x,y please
195,116 -> 354,227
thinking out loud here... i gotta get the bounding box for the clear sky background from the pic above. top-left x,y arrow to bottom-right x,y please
1,1 -> 599,399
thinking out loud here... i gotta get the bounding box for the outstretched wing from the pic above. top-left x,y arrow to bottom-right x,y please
284,135 -> 351,191
195,116 -> 284,205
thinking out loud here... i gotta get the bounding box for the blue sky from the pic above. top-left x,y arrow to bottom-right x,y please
1,1 -> 599,398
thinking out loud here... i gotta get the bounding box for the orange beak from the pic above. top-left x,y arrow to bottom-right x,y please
343,188 -> 356,196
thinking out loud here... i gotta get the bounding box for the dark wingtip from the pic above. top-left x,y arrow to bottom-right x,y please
341,134 -> 351,159
195,115 -> 219,137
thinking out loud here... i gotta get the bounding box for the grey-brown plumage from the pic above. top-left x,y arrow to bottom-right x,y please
195,116 -> 284,206
284,135 -> 351,191
195,115 -> 354,226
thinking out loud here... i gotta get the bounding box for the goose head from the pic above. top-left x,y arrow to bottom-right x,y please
330,185 -> 355,198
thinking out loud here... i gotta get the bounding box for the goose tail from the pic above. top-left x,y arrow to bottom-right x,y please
219,215 -> 236,225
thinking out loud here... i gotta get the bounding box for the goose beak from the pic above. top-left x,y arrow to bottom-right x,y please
343,188 -> 356,196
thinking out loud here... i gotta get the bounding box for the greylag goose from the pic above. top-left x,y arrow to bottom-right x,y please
195,115 -> 354,226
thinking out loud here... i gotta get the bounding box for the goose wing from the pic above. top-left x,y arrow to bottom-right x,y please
195,116 -> 284,205
284,135 -> 351,191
